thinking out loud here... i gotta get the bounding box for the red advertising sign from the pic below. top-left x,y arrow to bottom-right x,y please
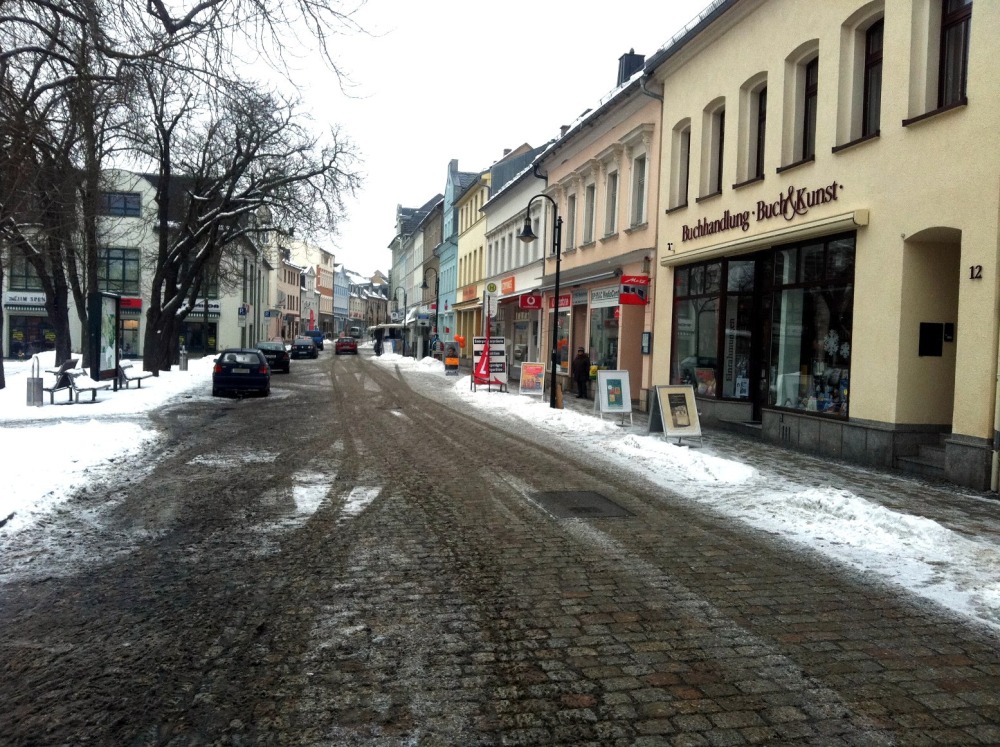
547,293 -> 572,310
501,277 -> 516,295
619,275 -> 649,306
120,297 -> 143,309
519,293 -> 542,310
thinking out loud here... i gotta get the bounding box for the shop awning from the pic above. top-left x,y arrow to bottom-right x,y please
3,304 -> 46,312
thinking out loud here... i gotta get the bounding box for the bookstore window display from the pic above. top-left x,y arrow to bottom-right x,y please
669,233 -> 855,416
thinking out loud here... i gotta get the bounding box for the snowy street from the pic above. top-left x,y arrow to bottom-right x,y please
1,347 -> 1000,743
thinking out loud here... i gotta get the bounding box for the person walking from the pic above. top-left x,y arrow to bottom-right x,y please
571,346 -> 591,399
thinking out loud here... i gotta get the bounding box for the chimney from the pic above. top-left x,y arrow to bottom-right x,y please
617,49 -> 645,86
503,148 -> 512,157
560,125 -> 570,137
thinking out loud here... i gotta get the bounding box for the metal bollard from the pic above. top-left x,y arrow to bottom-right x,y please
179,345 -> 189,371
26,355 -> 43,406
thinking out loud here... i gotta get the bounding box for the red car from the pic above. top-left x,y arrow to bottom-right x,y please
335,336 -> 358,355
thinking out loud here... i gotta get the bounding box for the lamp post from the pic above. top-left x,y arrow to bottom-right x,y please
421,267 -> 440,355
393,286 -> 407,317
518,193 -> 563,409
393,286 -> 408,355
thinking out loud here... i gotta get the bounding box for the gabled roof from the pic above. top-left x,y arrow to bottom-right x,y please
455,170 -> 480,194
395,194 -> 443,239
454,171 -> 487,205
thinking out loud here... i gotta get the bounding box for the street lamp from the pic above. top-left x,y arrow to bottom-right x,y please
518,193 -> 563,409
421,267 -> 440,338
393,286 -> 408,355
393,286 -> 407,317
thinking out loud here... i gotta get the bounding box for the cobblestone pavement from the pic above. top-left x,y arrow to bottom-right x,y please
1,350 -> 999,745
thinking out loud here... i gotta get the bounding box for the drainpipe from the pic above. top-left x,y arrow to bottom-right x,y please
993,361 -> 1000,491
640,74 -> 664,102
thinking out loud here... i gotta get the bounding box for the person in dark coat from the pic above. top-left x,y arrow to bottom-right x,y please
571,346 -> 591,399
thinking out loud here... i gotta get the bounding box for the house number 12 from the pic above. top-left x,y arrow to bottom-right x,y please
970,265 -> 983,280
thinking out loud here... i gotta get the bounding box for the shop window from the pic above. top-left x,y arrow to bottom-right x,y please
939,0 -> 972,107
551,307 -> 570,374
589,306 -> 619,370
721,261 -> 754,399
604,171 -> 618,235
670,261 -> 722,394
7,315 -> 56,358
768,234 -> 855,416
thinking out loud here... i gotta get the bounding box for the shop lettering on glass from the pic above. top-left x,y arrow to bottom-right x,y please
680,180 -> 843,242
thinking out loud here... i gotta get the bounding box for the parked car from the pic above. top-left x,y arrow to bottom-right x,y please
212,348 -> 270,397
256,340 -> 290,373
291,336 -> 319,359
303,328 -> 325,350
335,336 -> 358,355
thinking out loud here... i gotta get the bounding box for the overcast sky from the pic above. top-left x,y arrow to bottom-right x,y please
294,0 -> 711,276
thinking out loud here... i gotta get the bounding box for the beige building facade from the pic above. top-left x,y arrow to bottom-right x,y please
454,174 -> 489,360
534,52 -> 661,405
647,0 -> 997,489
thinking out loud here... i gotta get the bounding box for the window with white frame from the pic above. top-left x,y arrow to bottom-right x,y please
837,9 -> 883,146
736,75 -> 767,184
583,183 -> 596,244
566,193 -> 577,249
605,170 -> 618,235
670,120 -> 691,209
862,19 -> 884,136
802,58 -> 819,160
630,154 -> 647,227
939,0 -> 972,107
782,42 -> 820,167
701,100 -> 726,196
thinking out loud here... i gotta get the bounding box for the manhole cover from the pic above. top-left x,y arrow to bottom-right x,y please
531,491 -> 632,519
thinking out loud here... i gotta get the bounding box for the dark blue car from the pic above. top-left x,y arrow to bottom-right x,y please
212,348 -> 271,397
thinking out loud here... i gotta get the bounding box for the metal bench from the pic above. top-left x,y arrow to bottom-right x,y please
42,358 -> 79,404
65,368 -> 113,403
118,359 -> 155,388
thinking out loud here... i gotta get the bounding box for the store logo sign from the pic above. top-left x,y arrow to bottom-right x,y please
3,291 -> 45,305
680,180 -> 842,242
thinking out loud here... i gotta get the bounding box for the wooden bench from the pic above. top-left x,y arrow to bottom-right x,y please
42,358 -> 79,404
65,368 -> 113,403
119,359 -> 154,388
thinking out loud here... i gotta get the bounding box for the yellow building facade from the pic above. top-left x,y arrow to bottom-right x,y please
454,174 -> 489,360
648,0 -> 998,489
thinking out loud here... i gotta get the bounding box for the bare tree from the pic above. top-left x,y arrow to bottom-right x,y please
134,70 -> 358,372
0,0 -> 365,384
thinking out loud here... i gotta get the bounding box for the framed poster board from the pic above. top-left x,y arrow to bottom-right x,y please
649,384 -> 702,443
595,370 -> 632,425
519,362 -> 545,396
87,291 -> 120,385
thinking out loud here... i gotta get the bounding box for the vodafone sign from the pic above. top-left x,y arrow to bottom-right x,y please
519,293 -> 542,310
